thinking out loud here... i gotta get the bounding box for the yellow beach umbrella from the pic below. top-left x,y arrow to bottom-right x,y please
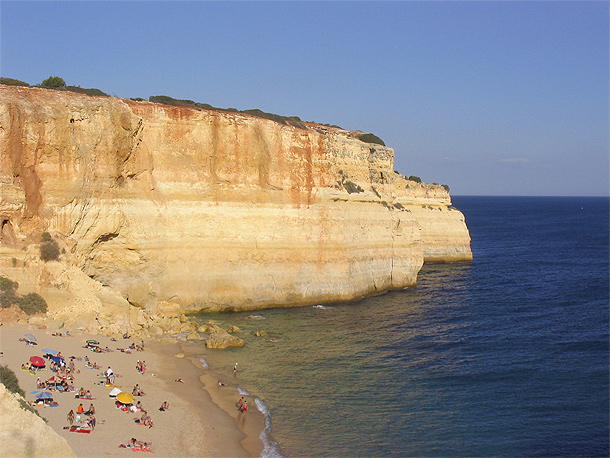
116,392 -> 134,404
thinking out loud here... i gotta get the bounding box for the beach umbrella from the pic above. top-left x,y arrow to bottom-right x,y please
45,376 -> 63,387
50,356 -> 65,365
29,356 -> 45,367
42,349 -> 58,355
109,387 -> 122,397
25,334 -> 37,342
35,391 -> 53,400
86,340 -> 100,346
116,392 -> 134,404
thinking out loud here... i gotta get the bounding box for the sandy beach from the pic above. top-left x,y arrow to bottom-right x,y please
0,321 -> 265,457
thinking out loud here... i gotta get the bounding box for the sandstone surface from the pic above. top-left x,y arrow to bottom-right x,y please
0,85 -> 471,317
0,383 -> 77,458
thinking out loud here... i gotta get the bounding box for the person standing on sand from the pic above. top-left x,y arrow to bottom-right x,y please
234,363 -> 238,374
67,409 -> 75,425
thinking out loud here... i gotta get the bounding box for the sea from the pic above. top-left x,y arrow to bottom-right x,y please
192,196 -> 609,458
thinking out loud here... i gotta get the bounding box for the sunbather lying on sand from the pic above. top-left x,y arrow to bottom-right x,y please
119,438 -> 152,451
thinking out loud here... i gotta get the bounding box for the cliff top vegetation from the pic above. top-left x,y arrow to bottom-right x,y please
1,76 -> 387,144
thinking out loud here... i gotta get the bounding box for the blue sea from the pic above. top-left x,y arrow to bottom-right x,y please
194,196 -> 609,457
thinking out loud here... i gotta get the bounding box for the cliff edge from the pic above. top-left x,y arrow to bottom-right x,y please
0,85 -> 471,316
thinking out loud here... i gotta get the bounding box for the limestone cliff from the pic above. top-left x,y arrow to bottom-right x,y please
0,384 -> 77,458
0,85 -> 471,313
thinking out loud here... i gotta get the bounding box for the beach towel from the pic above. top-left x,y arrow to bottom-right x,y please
69,426 -> 91,434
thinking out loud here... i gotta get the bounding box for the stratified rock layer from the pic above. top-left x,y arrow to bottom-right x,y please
0,85 -> 471,313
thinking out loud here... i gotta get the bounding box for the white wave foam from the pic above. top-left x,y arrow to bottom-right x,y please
255,397 -> 283,458
237,387 -> 250,396
313,304 -> 327,309
198,357 -> 209,369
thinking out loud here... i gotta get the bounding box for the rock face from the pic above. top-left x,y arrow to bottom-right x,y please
0,384 -> 77,458
0,85 -> 471,313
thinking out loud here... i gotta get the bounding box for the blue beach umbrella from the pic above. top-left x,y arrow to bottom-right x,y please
42,349 -> 58,355
50,356 -> 64,365
25,334 -> 37,342
35,391 -> 53,399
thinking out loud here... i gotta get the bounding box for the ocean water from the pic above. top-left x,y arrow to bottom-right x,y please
193,196 -> 609,457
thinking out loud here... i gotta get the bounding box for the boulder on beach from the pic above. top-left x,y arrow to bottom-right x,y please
205,330 -> 245,349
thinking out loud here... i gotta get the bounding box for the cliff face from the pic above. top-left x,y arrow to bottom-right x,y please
0,384 -> 77,458
0,85 -> 471,312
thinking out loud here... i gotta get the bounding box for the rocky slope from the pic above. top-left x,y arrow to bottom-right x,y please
0,85 -> 471,318
0,383 -> 77,458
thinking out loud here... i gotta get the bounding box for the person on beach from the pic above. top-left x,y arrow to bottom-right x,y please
217,380 -> 225,386
76,403 -> 84,422
133,384 -> 145,396
67,409 -> 75,425
159,401 -> 169,411
85,404 -> 95,415
174,378 -> 184,383
240,400 -> 248,414
234,363 -> 238,374
106,366 -> 114,384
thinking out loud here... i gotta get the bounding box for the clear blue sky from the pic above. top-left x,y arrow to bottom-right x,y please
2,1 -> 608,196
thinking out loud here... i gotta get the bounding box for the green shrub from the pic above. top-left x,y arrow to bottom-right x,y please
0,365 -> 25,397
0,77 -> 30,87
0,289 -> 19,308
40,76 -> 66,89
358,133 -> 385,146
40,236 -> 60,262
149,95 -> 307,128
0,276 -> 18,292
441,184 -> 450,192
408,175 -> 421,183
19,293 -> 47,315
0,365 -> 45,418
65,86 -> 108,97
41,231 -> 52,243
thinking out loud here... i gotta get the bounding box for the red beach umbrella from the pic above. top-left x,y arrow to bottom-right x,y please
29,356 -> 45,367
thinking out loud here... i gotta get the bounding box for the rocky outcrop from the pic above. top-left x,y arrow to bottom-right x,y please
0,384 -> 77,458
204,328 -> 246,349
0,85 -> 471,314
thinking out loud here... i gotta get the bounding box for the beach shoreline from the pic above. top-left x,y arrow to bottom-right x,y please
0,321 -> 266,457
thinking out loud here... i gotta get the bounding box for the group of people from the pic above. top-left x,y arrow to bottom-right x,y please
135,360 -> 147,374
67,403 -> 97,431
119,438 -> 152,451
236,396 -> 248,413
134,412 -> 154,428
132,384 -> 145,396
128,341 -> 145,352
76,387 -> 94,399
